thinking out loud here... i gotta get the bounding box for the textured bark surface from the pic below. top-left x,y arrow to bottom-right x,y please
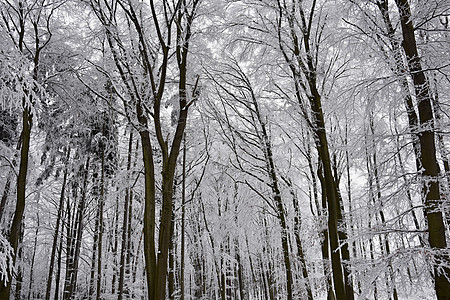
0,107 -> 32,299
394,0 -> 450,298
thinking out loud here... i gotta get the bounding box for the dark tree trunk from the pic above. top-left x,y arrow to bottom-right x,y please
89,173 -> 100,298
63,157 -> 90,300
27,215 -> 39,300
46,149 -> 69,300
54,217 -> 64,300
168,198 -> 176,299
118,131 -> 133,300
180,136 -> 186,300
395,0 -> 450,298
0,107 -> 32,299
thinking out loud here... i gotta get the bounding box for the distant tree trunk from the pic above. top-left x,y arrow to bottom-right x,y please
27,214 -> 39,300
369,116 -> 398,300
111,188 -> 120,295
63,157 -> 90,300
95,149 -> 105,300
46,149 -> 69,300
63,185 -> 76,300
233,194 -> 245,300
89,174 -> 100,298
63,193 -> 74,300
191,205 -> 203,299
395,0 -> 450,298
54,217 -> 64,300
118,131 -> 133,300
180,136 -> 186,300
96,150 -> 105,300
292,188 -> 313,299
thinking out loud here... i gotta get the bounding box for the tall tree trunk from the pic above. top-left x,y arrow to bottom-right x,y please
63,157 -> 90,300
54,215 -> 64,300
63,189 -> 75,300
96,150 -> 105,300
317,166 -> 335,300
27,214 -> 39,300
376,0 -> 421,171
89,176 -> 100,298
168,198 -> 176,300
395,0 -> 450,298
277,1 -> 350,295
140,128 -> 157,300
180,135 -> 186,300
0,106 -> 32,299
292,189 -> 313,299
369,116 -> 399,300
46,149 -> 69,300
14,232 -> 23,300
118,131 -> 133,300
111,188 -> 120,295
315,122 -> 348,300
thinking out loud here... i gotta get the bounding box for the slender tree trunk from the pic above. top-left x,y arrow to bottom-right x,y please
292,190 -> 313,299
63,189 -> 75,300
111,188 -> 120,295
54,216 -> 64,300
27,214 -> 39,300
46,149 -> 69,300
180,135 -> 186,300
64,157 -> 90,300
96,150 -> 105,300
369,117 -> 399,300
118,131 -> 133,300
89,180 -> 100,298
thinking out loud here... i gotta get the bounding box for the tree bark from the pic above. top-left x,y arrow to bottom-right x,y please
96,150 -> 105,300
27,214 -> 39,300
395,0 -> 450,298
180,135 -> 186,300
63,157 -> 90,300
0,105 -> 32,299
118,131 -> 133,300
46,148 -> 69,300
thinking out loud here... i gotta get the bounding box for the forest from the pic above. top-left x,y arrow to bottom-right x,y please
0,0 -> 449,299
